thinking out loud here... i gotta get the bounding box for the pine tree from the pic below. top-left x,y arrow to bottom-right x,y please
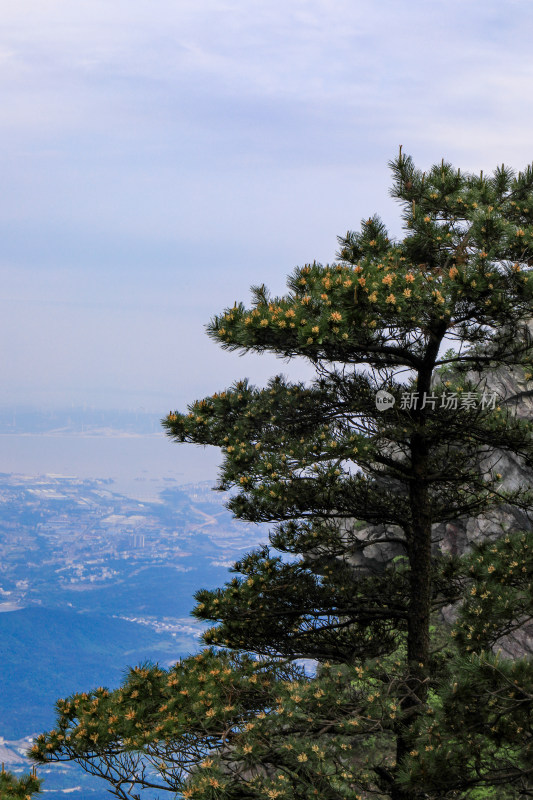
32,152 -> 533,799
0,766 -> 41,799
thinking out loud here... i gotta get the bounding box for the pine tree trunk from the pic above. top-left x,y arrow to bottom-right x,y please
391,351 -> 438,799
390,466 -> 432,800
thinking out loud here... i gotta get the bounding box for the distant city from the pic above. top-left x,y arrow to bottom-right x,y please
0,473 -> 262,614
0,409 -> 269,798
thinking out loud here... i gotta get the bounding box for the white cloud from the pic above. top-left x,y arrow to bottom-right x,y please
1,0 -> 532,165
2,0 -> 533,407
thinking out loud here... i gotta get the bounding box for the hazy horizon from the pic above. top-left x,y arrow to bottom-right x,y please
3,1 -> 533,413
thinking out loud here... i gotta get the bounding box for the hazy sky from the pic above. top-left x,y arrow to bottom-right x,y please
2,0 -> 533,413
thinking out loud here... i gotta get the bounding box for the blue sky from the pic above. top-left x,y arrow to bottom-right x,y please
2,0 -> 533,412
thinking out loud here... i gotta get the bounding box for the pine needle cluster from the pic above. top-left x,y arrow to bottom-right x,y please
31,152 -> 533,800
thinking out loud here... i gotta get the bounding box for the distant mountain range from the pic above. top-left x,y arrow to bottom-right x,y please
0,606 -> 182,739
0,472 -> 268,798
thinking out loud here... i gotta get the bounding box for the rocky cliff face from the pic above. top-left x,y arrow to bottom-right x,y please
343,348 -> 533,658
439,361 -> 533,552
437,359 -> 533,658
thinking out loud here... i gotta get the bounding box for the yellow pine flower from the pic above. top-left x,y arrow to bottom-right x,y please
385,293 -> 396,304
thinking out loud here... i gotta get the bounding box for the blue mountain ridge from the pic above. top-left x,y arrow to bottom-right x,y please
0,605 -> 183,739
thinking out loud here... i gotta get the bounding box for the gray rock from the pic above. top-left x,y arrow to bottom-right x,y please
341,328 -> 533,657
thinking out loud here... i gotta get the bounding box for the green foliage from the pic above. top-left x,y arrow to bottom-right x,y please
398,648 -> 533,798
34,152 -> 533,799
454,529 -> 533,651
0,769 -> 41,799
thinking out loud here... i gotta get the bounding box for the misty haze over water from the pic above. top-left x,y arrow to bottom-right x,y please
0,409 -> 221,498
